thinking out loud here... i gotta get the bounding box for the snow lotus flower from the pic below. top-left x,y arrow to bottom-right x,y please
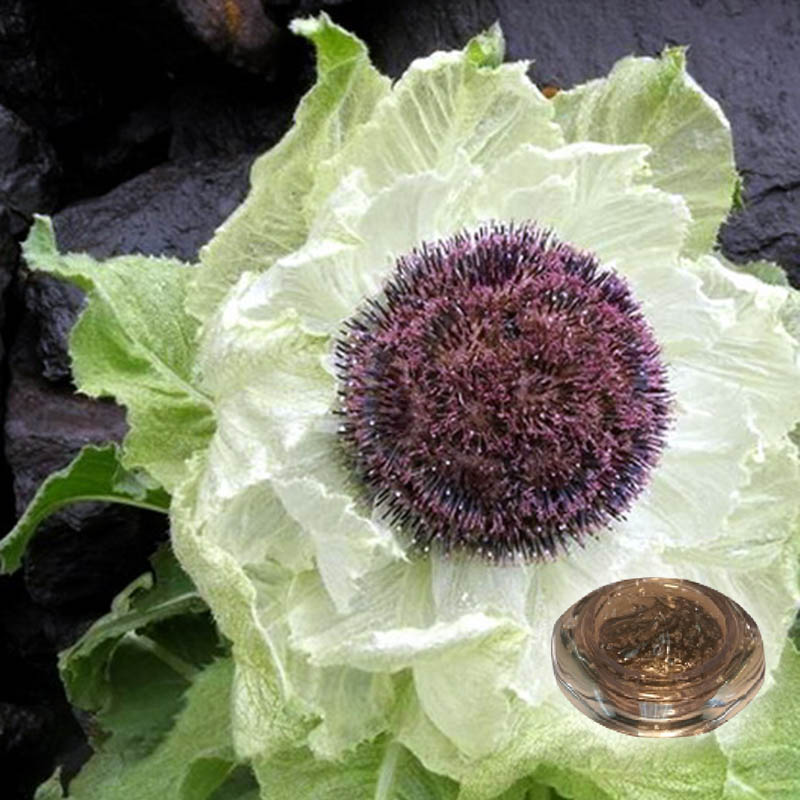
22,14 -> 800,800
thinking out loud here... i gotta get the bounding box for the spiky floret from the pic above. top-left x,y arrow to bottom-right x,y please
334,222 -> 671,562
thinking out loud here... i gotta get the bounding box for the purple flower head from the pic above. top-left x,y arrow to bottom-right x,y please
335,222 -> 671,562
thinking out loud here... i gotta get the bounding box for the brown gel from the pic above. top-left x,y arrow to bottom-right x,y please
598,595 -> 723,676
551,577 -> 764,737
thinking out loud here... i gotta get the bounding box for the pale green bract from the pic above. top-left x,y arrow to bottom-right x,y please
21,13 -> 800,800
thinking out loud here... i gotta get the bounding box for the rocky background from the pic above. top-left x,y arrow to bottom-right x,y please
0,0 -> 798,797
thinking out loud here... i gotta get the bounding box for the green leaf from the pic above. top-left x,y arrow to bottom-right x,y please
253,738 -> 460,800
51,544 -> 249,799
206,766 -> 261,800
553,47 -> 737,256
186,13 -> 391,326
59,544 -> 215,743
34,756 -> 260,800
716,640 -> 800,799
65,658 -> 241,800
0,442 -> 169,574
491,782 -> 568,800
23,215 -> 216,492
34,770 -> 64,800
731,175 -> 745,211
33,553 -> 234,800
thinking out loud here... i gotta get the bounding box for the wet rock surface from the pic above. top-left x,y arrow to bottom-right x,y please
0,572 -> 90,800
0,0 -> 798,797
0,105 -> 59,235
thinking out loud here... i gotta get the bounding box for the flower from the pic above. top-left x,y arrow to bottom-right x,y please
168,14 -> 800,795
334,222 -> 672,561
24,13 -> 800,800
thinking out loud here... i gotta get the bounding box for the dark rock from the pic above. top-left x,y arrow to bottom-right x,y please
0,209 -> 21,540
57,104 -> 173,207
0,100 -> 60,424
0,207 -> 15,354
0,209 -> 16,301
5,352 -> 128,513
0,1 -> 309,207
175,0 -> 281,74
0,572 -> 87,800
0,572 -> 59,703
0,105 -> 60,234
263,0 -> 354,7
0,703 -> 52,800
338,0 -> 800,283
23,276 -> 84,384
0,0 -> 200,131
53,154 -> 252,261
0,0 -> 75,131
719,184 -> 800,288
168,77 -> 296,162
23,503 -> 168,619
0,0 -> 240,204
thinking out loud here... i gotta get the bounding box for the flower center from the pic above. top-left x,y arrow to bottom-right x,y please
335,222 -> 671,561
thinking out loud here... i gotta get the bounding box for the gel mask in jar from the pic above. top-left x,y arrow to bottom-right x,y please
551,577 -> 764,736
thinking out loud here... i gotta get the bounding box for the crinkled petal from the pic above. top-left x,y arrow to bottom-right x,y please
296,660 -> 396,760
685,255 -> 800,446
252,736 -> 462,800
617,368 -> 756,552
288,563 -> 432,668
715,641 -> 800,799
310,25 -> 562,206
211,481 -> 314,575
273,473 -> 402,612
662,444 -> 800,571
196,292 -> 334,510
412,623 -> 527,760
198,279 -> 402,609
475,142 -> 691,277
231,658 -> 310,763
256,153 -> 481,335
286,562 -> 524,675
622,259 -> 736,357
553,47 -> 737,256
173,457 -> 396,763
170,454 -> 296,714
429,556 -> 532,625
462,693 -> 729,800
